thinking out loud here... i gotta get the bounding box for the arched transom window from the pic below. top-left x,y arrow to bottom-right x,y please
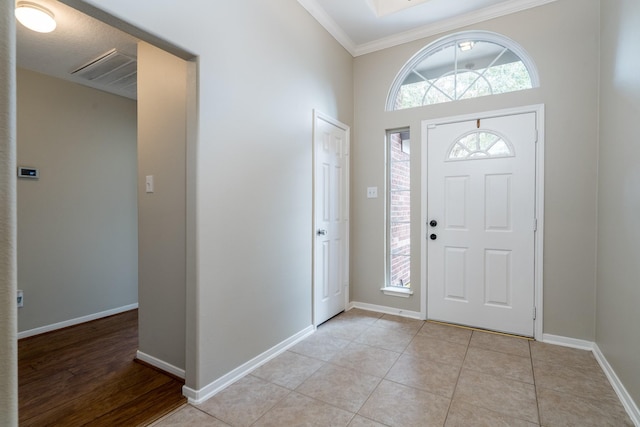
386,31 -> 539,111
447,131 -> 514,161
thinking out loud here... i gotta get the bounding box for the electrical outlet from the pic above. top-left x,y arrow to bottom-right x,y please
17,290 -> 23,308
367,187 -> 378,198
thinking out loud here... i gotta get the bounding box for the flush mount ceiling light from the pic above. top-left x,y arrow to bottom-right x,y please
15,1 -> 57,33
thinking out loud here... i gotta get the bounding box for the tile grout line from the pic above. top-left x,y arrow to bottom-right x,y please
191,404 -> 227,425
247,388 -> 294,427
350,316 -> 417,421
169,312 -> 631,426
529,340 -> 543,426
351,313 -> 424,424
296,315 -> 387,425
441,329 -> 473,426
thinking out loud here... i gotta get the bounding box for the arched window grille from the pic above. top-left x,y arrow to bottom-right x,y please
446,131 -> 514,161
386,31 -> 539,111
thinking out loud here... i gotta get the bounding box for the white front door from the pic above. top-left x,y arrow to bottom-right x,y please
314,112 -> 349,325
426,112 -> 537,336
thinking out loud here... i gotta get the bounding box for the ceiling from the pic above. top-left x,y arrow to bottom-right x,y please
15,0 -> 555,99
16,0 -> 139,99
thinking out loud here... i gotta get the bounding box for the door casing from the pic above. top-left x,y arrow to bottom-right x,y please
420,104 -> 545,340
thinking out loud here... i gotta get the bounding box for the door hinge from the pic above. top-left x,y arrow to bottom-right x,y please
534,129 -> 539,143
533,307 -> 537,320
534,218 -> 538,232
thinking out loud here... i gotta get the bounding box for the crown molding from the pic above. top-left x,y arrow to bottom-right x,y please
298,0 -> 559,57
354,0 -> 558,56
296,0 -> 357,56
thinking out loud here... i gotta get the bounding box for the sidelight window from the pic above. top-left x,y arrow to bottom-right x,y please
387,129 -> 411,289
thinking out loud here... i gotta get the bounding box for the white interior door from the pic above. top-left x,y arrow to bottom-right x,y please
314,112 -> 349,325
427,112 -> 537,336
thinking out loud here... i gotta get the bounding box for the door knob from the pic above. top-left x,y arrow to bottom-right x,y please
430,234 -> 437,240
317,229 -> 327,236
429,220 -> 438,227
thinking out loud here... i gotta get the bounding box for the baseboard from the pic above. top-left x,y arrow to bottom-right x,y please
593,344 -> 640,426
182,325 -> 315,404
541,333 -> 594,350
542,334 -> 639,426
136,350 -> 186,380
18,303 -> 139,339
349,301 -> 423,320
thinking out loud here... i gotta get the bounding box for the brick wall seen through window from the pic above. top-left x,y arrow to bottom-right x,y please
388,130 -> 410,288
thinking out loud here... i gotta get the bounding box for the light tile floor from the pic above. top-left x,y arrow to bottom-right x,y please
151,309 -> 634,427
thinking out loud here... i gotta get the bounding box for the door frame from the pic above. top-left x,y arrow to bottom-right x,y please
312,110 -> 350,327
420,104 -> 545,340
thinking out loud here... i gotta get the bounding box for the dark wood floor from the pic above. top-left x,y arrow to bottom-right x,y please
19,309 -> 186,426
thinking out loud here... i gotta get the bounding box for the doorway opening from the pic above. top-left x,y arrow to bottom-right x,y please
421,105 -> 544,339
313,110 -> 350,326
16,0 -> 198,389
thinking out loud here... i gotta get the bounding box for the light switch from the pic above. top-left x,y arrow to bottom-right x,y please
367,187 -> 378,198
145,175 -> 154,193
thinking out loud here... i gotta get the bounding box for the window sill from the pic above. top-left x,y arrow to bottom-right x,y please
380,287 -> 414,298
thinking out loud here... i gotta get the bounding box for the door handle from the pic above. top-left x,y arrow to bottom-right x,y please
429,220 -> 438,227
430,234 -> 437,240
317,229 -> 327,236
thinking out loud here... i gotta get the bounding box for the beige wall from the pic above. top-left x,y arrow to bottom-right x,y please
0,0 -> 18,423
2,0 -> 639,417
597,0 -> 640,405
352,0 -> 600,339
137,42 -> 188,370
82,0 -> 354,391
16,69 -> 138,332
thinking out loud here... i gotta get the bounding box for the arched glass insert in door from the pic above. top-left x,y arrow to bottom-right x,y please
447,130 -> 515,161
386,31 -> 539,111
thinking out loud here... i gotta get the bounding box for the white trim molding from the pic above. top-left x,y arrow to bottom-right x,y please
542,334 -> 594,351
17,303 -> 138,339
593,344 -> 640,426
349,301 -> 422,320
136,351 -> 185,380
182,325 -> 315,405
297,0 -> 559,57
296,0 -> 357,55
355,0 -> 558,56
380,287 -> 414,298
542,335 -> 639,426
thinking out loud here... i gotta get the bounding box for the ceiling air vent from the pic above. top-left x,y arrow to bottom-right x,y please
71,49 -> 137,98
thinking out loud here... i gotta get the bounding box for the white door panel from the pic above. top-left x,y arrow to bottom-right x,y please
427,113 -> 536,336
443,247 -> 467,300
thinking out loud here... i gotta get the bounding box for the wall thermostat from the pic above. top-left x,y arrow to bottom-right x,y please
18,166 -> 39,179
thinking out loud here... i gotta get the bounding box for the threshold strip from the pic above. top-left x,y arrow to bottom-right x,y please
426,320 -> 534,341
